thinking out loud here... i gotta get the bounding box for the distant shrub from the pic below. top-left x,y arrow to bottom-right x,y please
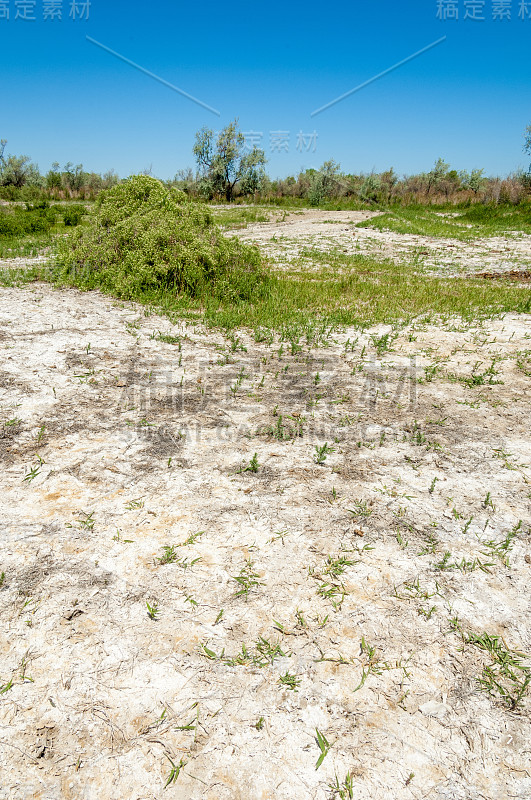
0,204 -> 55,237
51,175 -> 268,302
62,204 -> 85,226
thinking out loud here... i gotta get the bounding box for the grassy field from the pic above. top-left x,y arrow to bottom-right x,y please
1,248 -> 529,340
355,204 -> 531,241
1,203 -> 530,339
211,206 -> 274,229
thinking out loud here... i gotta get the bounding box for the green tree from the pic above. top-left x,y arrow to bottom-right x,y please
62,162 -> 86,194
46,162 -> 62,191
307,160 -> 342,205
524,123 -> 531,172
427,158 -> 450,194
358,173 -> 382,204
0,140 -> 40,188
193,119 -> 266,202
459,168 -> 485,195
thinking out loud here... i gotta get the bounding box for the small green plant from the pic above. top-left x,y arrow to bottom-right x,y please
255,716 -> 265,730
270,528 -> 290,544
314,442 -> 335,465
255,637 -> 286,664
267,413 -> 304,440
329,771 -> 354,799
295,608 -> 307,628
278,671 -> 301,691
351,636 -> 406,693
4,417 -> 22,428
370,332 -> 396,356
480,520 -> 522,567
164,756 -> 186,788
0,678 -> 14,694
146,600 -> 159,620
155,331 -> 181,345
483,492 -> 496,511
125,497 -> 145,510
0,572 -> 5,587
466,631 -> 531,709
396,530 -> 408,549
315,728 -> 332,770
76,511 -> 95,531
423,364 -> 439,382
232,559 -> 264,598
180,530 -> 204,546
317,582 -> 345,611
429,477 -> 439,494
238,452 -> 260,473
112,530 -> 133,543
323,554 -> 358,578
418,604 -> 437,620
159,545 -> 178,565
23,465 -> 40,483
347,500 -> 372,519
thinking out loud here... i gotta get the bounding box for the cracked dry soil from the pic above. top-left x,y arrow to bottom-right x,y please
0,212 -> 530,800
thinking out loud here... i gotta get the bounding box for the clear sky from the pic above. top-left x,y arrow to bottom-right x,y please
1,0 -> 530,180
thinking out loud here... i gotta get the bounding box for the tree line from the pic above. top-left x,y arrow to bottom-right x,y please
2,122 -> 530,206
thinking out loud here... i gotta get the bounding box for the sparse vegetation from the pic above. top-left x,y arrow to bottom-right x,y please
0,155 -> 530,800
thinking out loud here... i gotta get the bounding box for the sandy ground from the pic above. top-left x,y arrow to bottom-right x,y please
0,213 -> 530,799
224,209 -> 531,278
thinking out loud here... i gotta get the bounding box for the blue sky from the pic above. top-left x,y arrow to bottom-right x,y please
1,0 -> 530,179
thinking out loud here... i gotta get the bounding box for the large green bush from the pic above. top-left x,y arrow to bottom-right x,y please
51,175 -> 268,303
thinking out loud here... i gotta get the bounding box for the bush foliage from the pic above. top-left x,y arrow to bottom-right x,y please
62,204 -> 85,226
51,176 -> 268,302
0,203 -> 55,237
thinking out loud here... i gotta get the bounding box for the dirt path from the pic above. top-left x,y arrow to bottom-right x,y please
0,217 -> 530,799
227,208 -> 531,277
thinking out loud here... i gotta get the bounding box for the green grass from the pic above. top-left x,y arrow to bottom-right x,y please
211,206 -> 272,229
356,204 -> 531,240
0,231 -> 53,259
0,208 -> 88,259
1,247 -> 529,337
0,194 -> 529,339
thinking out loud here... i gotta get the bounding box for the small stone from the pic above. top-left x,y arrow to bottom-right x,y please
419,700 -> 449,719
